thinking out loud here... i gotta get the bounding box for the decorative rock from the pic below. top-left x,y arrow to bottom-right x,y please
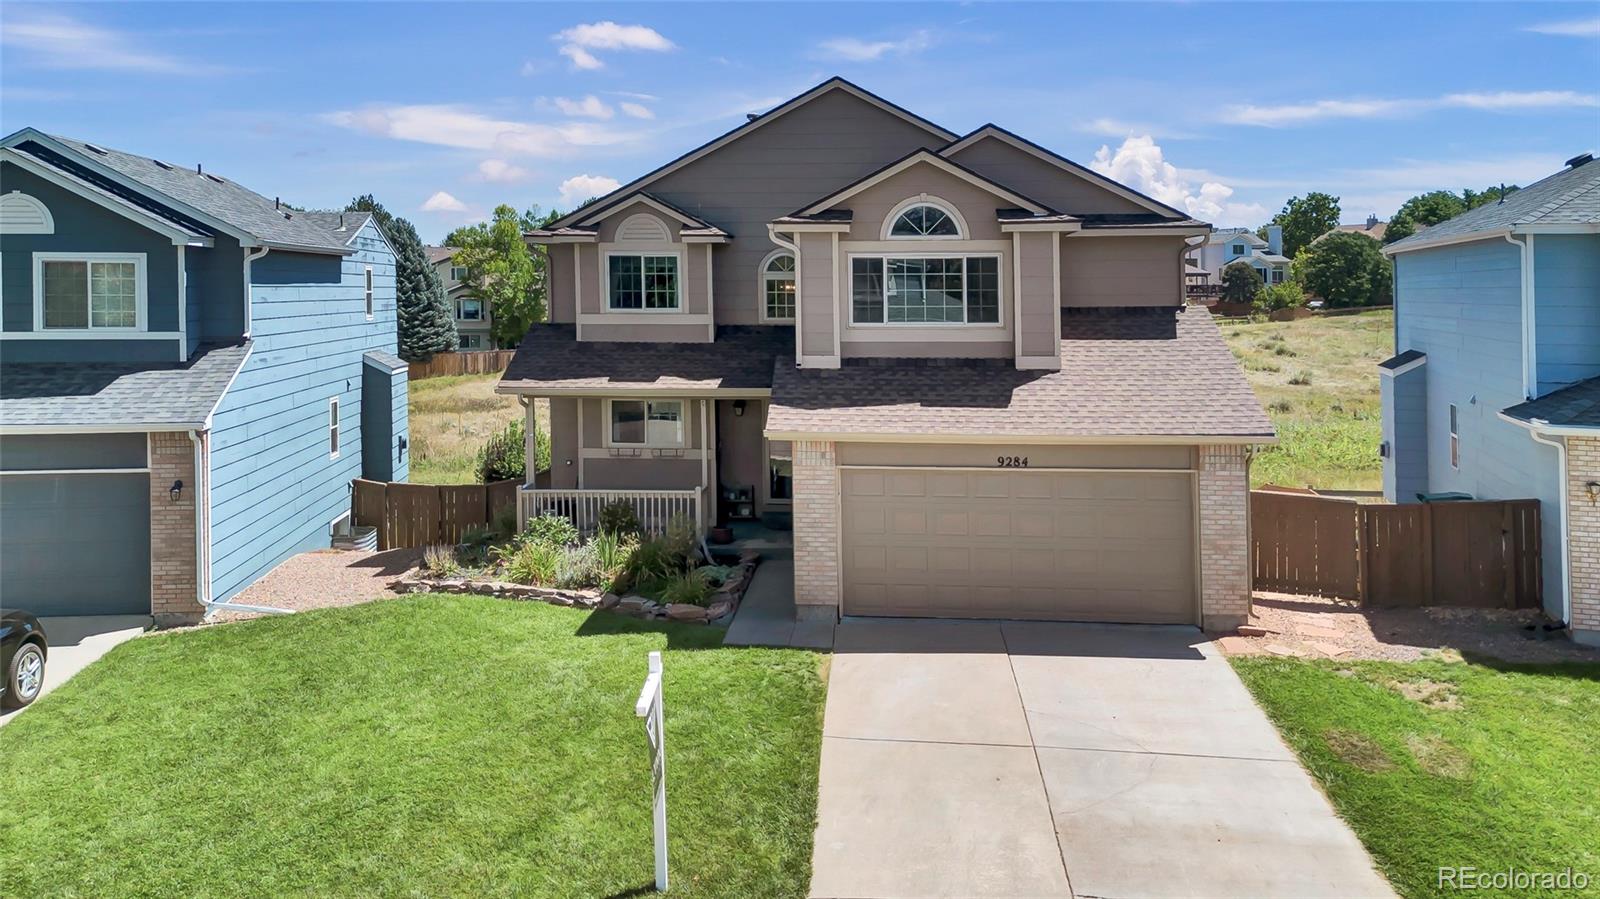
666,603 -> 709,621
738,550 -> 760,563
618,596 -> 652,613
1237,625 -> 1271,637
706,600 -> 733,620
600,592 -> 621,610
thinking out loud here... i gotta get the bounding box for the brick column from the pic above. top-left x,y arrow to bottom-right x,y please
792,440 -> 841,622
1567,436 -> 1600,646
149,432 -> 203,626
1198,444 -> 1251,631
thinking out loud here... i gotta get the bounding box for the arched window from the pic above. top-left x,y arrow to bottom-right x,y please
888,202 -> 959,238
761,250 -> 796,321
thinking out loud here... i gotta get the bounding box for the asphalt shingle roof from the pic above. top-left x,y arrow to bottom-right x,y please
766,307 -> 1274,440
0,342 -> 251,429
498,325 -> 791,393
41,133 -> 354,254
1501,377 -> 1600,430
1387,158 -> 1600,250
298,211 -> 373,246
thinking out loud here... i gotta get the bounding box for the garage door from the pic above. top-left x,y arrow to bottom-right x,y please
0,473 -> 151,616
841,468 -> 1195,624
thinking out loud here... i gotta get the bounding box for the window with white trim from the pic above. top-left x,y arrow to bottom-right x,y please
450,265 -> 468,282
34,253 -> 145,330
889,203 -> 959,238
1231,243 -> 1245,254
328,397 -> 341,459
850,255 -> 1001,325
459,333 -> 485,350
1449,404 -> 1460,469
364,265 -> 374,319
457,298 -> 484,321
761,251 -> 796,321
609,399 -> 684,448
606,254 -> 680,310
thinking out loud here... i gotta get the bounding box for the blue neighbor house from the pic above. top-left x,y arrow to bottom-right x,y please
1381,152 -> 1600,646
0,129 -> 409,625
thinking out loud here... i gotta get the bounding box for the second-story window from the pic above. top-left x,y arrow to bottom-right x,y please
850,256 -> 1000,325
607,254 -> 680,310
450,265 -> 468,282
458,298 -> 484,321
364,265 -> 374,319
36,253 -> 144,330
1231,243 -> 1245,255
761,251 -> 796,321
889,203 -> 960,238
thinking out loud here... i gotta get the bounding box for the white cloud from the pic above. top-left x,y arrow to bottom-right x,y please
558,174 -> 621,207
476,159 -> 532,183
421,191 -> 467,213
1523,17 -> 1600,37
619,101 -> 654,120
554,21 -> 674,70
553,95 -> 614,119
1222,90 -> 1598,126
1089,135 -> 1267,227
818,29 -> 932,62
1,11 -> 222,75
322,104 -> 637,157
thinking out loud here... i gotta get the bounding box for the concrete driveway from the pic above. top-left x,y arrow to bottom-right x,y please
810,619 -> 1393,899
0,615 -> 148,727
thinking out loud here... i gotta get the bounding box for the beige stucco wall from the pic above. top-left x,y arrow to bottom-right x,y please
946,135 -> 1153,216
1567,436 -> 1599,645
1060,235 -> 1187,307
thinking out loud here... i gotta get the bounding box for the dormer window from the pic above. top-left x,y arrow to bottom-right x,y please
760,250 -> 796,322
889,202 -> 960,238
1231,244 -> 1245,255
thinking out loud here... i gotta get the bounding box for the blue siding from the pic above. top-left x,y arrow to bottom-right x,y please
1380,365 -> 1428,502
1392,238 -> 1565,618
359,361 -> 410,483
0,161 -> 184,362
205,219 -> 399,603
1533,234 -> 1600,396
185,235 -> 246,354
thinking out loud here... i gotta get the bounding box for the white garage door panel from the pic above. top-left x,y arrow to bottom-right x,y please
841,468 -> 1196,624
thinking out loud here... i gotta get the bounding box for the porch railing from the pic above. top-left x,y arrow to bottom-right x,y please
518,487 -> 704,535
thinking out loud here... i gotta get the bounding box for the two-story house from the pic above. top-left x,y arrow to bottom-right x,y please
1381,152 -> 1600,646
500,79 -> 1273,630
1188,226 -> 1290,286
426,245 -> 497,349
0,129 -> 409,625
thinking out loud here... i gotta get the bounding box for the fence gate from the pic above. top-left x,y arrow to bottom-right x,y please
351,479 -> 520,550
1251,491 -> 1361,600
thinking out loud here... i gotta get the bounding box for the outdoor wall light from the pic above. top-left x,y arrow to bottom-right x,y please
733,400 -> 746,417
1587,481 -> 1599,504
398,435 -> 408,460
170,480 -> 184,502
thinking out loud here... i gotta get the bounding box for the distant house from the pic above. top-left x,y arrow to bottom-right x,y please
1187,226 -> 1290,285
1333,214 -> 1390,242
0,128 -> 408,624
1380,152 -> 1600,646
425,245 -> 497,349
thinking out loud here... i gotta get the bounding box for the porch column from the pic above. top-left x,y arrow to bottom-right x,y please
523,399 -> 538,487
793,439 -> 841,621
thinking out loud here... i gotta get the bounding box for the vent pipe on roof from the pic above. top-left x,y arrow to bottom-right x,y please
275,197 -> 280,210
746,113 -> 759,122
1565,152 -> 1593,169
196,162 -> 203,175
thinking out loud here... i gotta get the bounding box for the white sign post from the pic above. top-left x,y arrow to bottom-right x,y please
635,650 -> 668,892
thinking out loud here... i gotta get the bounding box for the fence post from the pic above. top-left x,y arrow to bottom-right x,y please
1356,505 -> 1369,606
1421,503 -> 1435,605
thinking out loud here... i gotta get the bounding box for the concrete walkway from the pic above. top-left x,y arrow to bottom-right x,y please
723,561 -> 834,649
0,615 -> 148,727
810,619 -> 1393,899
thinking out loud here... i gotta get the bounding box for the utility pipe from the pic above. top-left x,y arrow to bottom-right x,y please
1527,427 -> 1571,628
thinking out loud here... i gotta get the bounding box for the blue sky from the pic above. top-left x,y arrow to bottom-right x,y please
3,2 -> 1596,242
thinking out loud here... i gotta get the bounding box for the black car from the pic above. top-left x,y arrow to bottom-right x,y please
1,610 -> 47,709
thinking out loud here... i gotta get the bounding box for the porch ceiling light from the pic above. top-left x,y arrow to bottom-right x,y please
733,400 -> 746,417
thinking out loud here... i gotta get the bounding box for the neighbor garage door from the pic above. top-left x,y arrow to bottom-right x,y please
0,473 -> 151,616
841,468 -> 1195,623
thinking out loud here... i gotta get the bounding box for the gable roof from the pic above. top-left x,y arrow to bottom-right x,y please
1210,227 -> 1267,247
2,144 -> 214,246
424,245 -> 459,265
541,78 -> 958,231
940,124 -> 1192,220
298,211 -> 388,254
2,128 -> 353,255
1386,156 -> 1600,253
573,191 -> 727,235
792,148 -> 1055,218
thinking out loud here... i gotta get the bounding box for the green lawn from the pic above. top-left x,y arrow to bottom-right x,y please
1222,310 -> 1392,491
0,597 -> 825,898
1233,657 -> 1600,898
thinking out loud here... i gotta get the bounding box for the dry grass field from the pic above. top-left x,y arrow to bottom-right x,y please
407,373 -> 545,484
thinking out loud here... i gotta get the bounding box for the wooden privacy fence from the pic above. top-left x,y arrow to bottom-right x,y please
407,350 -> 515,381
352,479 -> 519,550
1250,490 -> 1541,608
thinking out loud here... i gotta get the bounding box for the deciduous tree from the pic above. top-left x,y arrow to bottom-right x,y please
448,204 -> 546,349
1221,261 -> 1265,303
1299,231 -> 1392,308
1269,192 -> 1342,258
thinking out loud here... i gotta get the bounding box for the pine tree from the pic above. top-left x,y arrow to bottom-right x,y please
347,195 -> 456,361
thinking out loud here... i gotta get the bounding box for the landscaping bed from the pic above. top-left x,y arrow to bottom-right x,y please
1233,656 -> 1600,898
0,597 -> 826,897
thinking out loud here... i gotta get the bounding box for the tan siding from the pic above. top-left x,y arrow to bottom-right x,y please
798,232 -> 836,359
1018,232 -> 1057,358
1060,235 -> 1185,307
548,245 -> 575,323
842,340 -> 1012,359
947,135 -> 1153,215
717,399 -> 769,513
580,458 -> 703,490
836,160 -> 1007,241
580,397 -> 706,450
577,243 -> 600,314
549,397 -> 580,488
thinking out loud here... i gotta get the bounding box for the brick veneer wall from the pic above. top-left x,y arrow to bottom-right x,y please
149,432 -> 203,626
792,440 -> 841,621
1198,444 -> 1251,630
1568,436 -> 1599,645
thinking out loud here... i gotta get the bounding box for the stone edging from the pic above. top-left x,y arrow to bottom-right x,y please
396,549 -> 761,627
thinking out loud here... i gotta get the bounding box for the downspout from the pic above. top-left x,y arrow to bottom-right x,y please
1527,428 -> 1571,628
189,428 -> 294,618
1502,232 -> 1535,399
242,246 -> 270,339
1178,236 -> 1206,307
768,225 -> 801,366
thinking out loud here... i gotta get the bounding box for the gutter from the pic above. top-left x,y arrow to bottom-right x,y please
242,246 -> 271,338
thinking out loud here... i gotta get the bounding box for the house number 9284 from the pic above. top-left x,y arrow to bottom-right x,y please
996,455 -> 1029,468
